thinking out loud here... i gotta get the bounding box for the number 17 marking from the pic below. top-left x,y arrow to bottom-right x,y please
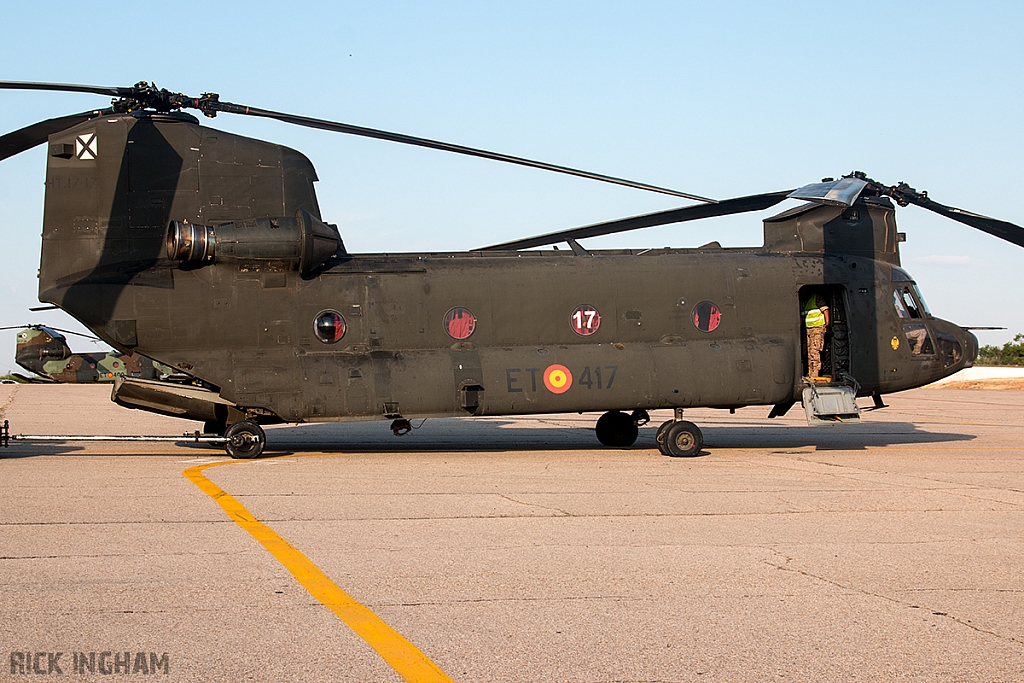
571,304 -> 601,336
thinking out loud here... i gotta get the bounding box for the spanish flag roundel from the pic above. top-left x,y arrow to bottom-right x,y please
543,364 -> 572,394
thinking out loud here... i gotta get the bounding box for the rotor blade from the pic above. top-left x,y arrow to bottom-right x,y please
478,190 -> 794,251
0,324 -> 100,340
903,194 -> 1024,249
207,100 -> 713,202
12,373 -> 55,383
0,81 -> 714,200
0,108 -> 112,161
41,326 -> 102,340
0,80 -> 128,98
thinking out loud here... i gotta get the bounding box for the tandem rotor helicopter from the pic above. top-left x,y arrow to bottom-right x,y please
1,80 -> 1021,459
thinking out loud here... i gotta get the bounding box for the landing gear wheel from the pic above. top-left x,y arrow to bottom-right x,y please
595,410 -> 639,448
224,420 -> 266,459
660,420 -> 703,458
655,420 -> 673,450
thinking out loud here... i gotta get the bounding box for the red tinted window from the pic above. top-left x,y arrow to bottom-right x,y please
444,307 -> 476,340
692,301 -> 721,332
314,310 -> 346,343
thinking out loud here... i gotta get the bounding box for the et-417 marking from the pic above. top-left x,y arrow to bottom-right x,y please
505,365 -> 617,394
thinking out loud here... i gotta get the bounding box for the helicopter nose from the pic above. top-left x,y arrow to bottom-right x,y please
963,329 -> 979,368
929,319 -> 977,372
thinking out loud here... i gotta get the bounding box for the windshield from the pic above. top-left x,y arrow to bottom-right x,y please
896,287 -> 922,319
911,283 -> 932,316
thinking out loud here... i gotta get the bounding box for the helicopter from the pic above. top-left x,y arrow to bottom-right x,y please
1,324 -> 176,383
1,80 -> 1021,459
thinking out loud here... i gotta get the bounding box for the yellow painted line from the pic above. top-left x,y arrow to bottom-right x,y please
183,460 -> 454,683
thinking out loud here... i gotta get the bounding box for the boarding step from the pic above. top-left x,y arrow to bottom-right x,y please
802,383 -> 861,425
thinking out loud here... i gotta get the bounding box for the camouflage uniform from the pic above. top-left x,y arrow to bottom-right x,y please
801,294 -> 829,378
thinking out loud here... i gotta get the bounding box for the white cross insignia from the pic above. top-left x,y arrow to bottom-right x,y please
76,133 -> 97,160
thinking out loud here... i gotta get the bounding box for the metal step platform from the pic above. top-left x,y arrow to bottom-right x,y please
801,380 -> 861,425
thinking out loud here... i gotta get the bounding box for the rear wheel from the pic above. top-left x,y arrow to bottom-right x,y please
595,410 -> 639,448
661,420 -> 703,458
225,420 -> 265,459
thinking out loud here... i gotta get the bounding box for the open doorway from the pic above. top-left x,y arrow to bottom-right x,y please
798,285 -> 850,381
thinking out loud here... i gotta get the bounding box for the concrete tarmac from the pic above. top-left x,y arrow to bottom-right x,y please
1,384 -> 1023,682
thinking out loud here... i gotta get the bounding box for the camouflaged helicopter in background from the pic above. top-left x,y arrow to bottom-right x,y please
4,325 -> 175,383
1,80 -> 1020,459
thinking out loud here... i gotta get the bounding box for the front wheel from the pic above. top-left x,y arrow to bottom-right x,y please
225,420 -> 266,459
660,420 -> 703,458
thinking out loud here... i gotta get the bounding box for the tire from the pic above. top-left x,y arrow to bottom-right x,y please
663,420 -> 703,458
595,410 -> 639,448
655,420 -> 673,454
225,420 -> 266,459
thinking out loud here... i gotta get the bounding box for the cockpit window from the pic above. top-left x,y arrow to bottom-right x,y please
899,287 -> 922,319
935,330 -> 963,368
903,323 -> 935,356
893,290 -> 909,319
911,283 -> 932,316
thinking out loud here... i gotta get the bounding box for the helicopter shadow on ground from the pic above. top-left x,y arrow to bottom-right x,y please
0,417 -> 975,459
252,416 -> 976,456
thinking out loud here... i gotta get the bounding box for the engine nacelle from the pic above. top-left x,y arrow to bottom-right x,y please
167,208 -> 344,276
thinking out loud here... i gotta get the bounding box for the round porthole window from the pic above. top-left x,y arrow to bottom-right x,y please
444,307 -> 476,340
570,304 -> 601,336
314,310 -> 346,343
692,301 -> 722,333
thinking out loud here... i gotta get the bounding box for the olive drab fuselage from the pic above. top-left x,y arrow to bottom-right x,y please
35,112 -> 977,425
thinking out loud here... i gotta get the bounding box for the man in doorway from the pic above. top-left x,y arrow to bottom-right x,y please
802,291 -> 830,378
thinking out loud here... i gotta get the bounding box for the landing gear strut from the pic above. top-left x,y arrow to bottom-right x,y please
655,409 -> 703,457
595,409 -> 649,448
224,420 -> 265,459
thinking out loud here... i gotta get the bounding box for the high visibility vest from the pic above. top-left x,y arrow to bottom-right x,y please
802,297 -> 826,328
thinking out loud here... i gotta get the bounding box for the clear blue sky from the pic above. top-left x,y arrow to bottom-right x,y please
2,1 -> 1022,374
